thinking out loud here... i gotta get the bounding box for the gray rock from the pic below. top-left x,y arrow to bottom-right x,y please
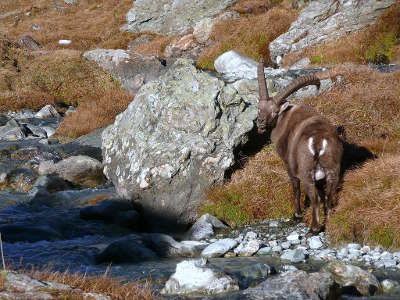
281,241 -> 291,250
185,213 -> 227,240
73,127 -> 104,149
35,105 -> 60,119
244,270 -> 336,300
143,233 -> 208,258
38,155 -> 106,188
382,259 -> 397,269
325,261 -> 381,296
348,243 -> 362,250
269,0 -> 396,63
18,35 -> 41,51
289,58 -> 311,70
95,235 -> 157,263
83,50 -> 170,95
124,0 -> 235,35
308,236 -> 323,250
287,232 -> 300,243
201,238 -> 238,258
234,239 -> 262,257
102,59 -> 258,227
162,259 -> 239,295
280,248 -> 306,263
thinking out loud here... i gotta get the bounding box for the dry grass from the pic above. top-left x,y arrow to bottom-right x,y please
283,3 -> 400,67
200,145 -> 293,227
0,0 -> 136,51
56,88 -> 132,139
327,154 -> 400,248
196,2 -> 297,70
25,268 -> 157,300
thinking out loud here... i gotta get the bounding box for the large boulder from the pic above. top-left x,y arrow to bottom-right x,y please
83,50 -> 170,95
124,0 -> 235,35
269,0 -> 396,64
102,59 -> 258,227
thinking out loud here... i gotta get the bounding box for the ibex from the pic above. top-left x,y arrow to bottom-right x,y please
257,61 -> 343,233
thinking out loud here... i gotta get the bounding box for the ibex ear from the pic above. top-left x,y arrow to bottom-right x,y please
278,102 -> 294,116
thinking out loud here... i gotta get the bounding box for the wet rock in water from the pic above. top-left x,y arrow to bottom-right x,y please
80,200 -> 140,228
102,59 -> 258,228
143,233 -> 208,258
243,270 -> 336,300
0,224 -> 62,243
381,279 -> 400,295
324,261 -> 381,296
0,119 -> 30,141
161,259 -> 239,295
202,238 -> 239,258
280,248 -> 306,263
83,50 -> 170,95
35,105 -> 60,119
38,155 -> 106,188
95,235 -> 157,263
269,0 -> 396,64
308,236 -> 323,250
32,175 -> 76,193
185,213 -> 228,241
0,271 -> 110,300
124,0 -> 235,35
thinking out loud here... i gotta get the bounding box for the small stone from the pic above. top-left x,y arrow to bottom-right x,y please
337,248 -> 349,259
287,232 -> 300,243
360,246 -> 370,254
59,39 -> 72,45
272,245 -> 282,253
269,240 -> 278,247
257,247 -> 272,256
244,231 -> 257,241
201,238 -> 238,258
35,105 -> 60,119
393,251 -> 400,259
381,279 -> 400,294
382,259 -> 397,269
269,220 -> 279,227
380,251 -> 393,261
308,236 -> 323,250
280,248 -> 306,263
281,265 -> 298,273
161,259 -> 239,295
234,239 -> 262,257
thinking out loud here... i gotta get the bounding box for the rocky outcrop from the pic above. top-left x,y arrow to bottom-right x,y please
185,213 -> 228,240
83,50 -> 170,95
124,0 -> 235,35
269,0 -> 396,64
102,58 -> 258,227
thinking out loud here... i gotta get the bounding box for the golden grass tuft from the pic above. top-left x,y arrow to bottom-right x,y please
56,88 -> 132,139
0,0 -> 136,51
200,145 -> 293,227
196,3 -> 297,70
327,154 -> 400,248
283,3 -> 400,66
25,268 -> 158,300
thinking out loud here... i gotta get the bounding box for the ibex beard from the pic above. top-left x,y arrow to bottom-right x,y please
256,60 -> 343,234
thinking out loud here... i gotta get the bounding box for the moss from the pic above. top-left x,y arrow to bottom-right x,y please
365,31 -> 398,64
310,55 -> 323,65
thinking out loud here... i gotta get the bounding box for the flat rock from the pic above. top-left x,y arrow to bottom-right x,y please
83,50 -> 170,95
201,238 -> 238,258
308,236 -> 323,250
280,248 -> 306,263
161,259 -> 239,295
244,270 -> 337,300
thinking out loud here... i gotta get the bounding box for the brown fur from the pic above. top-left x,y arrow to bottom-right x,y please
257,63 -> 343,232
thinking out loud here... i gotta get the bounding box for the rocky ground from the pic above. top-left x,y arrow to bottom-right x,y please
0,0 -> 400,299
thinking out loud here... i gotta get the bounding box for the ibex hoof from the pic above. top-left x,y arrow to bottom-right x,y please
292,212 -> 303,222
306,225 -> 325,237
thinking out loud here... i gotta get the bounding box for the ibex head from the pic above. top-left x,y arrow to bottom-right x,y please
257,60 -> 322,134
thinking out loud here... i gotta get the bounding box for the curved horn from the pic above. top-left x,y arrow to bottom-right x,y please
257,58 -> 270,103
273,74 -> 321,106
